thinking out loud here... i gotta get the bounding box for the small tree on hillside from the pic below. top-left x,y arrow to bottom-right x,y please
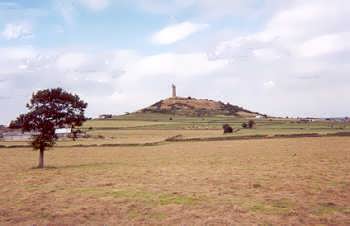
12,88 -> 88,168
248,120 -> 256,129
241,120 -> 256,129
222,124 -> 233,134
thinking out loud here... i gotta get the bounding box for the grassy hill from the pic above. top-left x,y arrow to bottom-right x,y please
136,97 -> 264,117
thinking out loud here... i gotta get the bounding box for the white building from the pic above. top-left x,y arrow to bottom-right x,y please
55,128 -> 72,138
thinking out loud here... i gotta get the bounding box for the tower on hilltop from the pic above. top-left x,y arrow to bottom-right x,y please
172,84 -> 176,98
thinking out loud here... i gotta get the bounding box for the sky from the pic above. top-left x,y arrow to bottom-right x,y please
0,0 -> 349,124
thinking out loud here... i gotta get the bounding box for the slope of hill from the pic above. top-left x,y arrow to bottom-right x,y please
137,97 -> 263,117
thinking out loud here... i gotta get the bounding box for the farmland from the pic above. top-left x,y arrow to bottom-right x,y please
1,114 -> 349,148
0,114 -> 350,225
1,137 -> 350,225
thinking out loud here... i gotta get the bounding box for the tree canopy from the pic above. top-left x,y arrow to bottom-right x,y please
11,88 -> 88,168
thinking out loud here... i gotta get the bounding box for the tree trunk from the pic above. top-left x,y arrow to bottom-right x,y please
38,147 -> 44,168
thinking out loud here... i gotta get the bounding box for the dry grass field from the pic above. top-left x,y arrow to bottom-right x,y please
1,137 -> 349,225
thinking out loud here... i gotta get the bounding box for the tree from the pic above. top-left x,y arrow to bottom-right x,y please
12,88 -> 88,168
9,114 -> 26,129
248,120 -> 256,129
241,120 -> 256,129
241,122 -> 248,128
222,124 -> 233,133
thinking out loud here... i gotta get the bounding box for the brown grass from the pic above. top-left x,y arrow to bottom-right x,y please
0,137 -> 349,225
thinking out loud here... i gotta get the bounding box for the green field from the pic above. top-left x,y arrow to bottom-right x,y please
84,113 -> 349,132
1,113 -> 349,147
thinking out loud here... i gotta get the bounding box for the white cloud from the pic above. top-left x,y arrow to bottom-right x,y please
253,48 -> 282,61
18,64 -> 28,70
297,32 -> 350,58
55,52 -> 89,71
1,0 -> 350,124
1,22 -> 33,40
126,52 -> 226,79
206,0 -> 350,118
210,34 -> 277,60
0,46 -> 37,61
265,0 -> 350,41
263,81 -> 275,88
152,22 -> 208,45
0,47 -> 229,124
212,0 -> 350,61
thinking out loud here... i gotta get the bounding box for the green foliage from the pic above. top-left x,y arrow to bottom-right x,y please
11,88 -> 88,168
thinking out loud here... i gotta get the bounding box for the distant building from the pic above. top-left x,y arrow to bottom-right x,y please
0,129 -> 36,141
55,128 -> 72,138
0,127 -> 75,141
298,119 -> 311,123
99,114 -> 113,119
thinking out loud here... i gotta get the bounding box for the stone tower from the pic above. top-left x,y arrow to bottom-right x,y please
172,84 -> 176,98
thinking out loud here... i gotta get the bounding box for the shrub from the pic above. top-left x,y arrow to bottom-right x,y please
222,124 -> 233,133
248,120 -> 256,129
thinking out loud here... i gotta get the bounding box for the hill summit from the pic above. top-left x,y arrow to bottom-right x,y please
137,96 -> 263,117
